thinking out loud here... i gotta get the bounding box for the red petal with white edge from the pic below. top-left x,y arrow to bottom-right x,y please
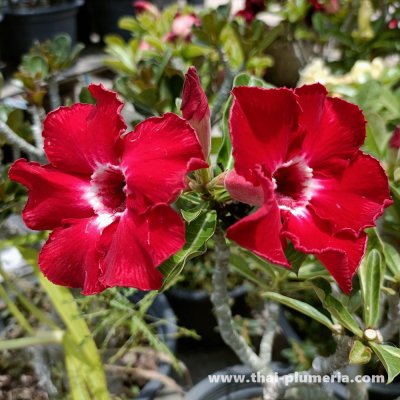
122,113 -> 207,212
43,84 -> 126,175
295,84 -> 366,176
283,210 -> 367,293
310,152 -> 392,236
99,205 -> 185,290
9,159 -> 93,230
227,175 -> 289,267
39,218 -> 106,295
229,87 -> 300,181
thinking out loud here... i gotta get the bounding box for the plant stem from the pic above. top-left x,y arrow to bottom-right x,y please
0,120 -> 44,158
211,227 -> 264,372
48,76 -> 61,110
259,302 -> 279,364
276,335 -> 353,395
29,106 -> 44,150
0,330 -> 64,350
211,48 -> 242,126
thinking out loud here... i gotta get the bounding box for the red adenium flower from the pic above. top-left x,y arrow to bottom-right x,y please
225,83 -> 392,293
166,13 -> 201,42
181,67 -> 211,158
236,0 -> 266,24
9,84 -> 206,295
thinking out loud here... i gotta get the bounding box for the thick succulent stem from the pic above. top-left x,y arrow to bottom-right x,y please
211,227 -> 265,371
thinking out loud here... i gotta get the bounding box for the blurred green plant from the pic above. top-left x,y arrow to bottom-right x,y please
14,34 -> 84,108
0,239 -> 109,399
104,3 -> 278,120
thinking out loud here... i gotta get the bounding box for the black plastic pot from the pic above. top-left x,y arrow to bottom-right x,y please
166,285 -> 249,344
86,0 -> 134,40
2,0 -> 83,66
367,382 -> 400,400
129,292 -> 177,400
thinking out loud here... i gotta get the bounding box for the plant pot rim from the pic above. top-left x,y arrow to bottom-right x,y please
4,0 -> 84,16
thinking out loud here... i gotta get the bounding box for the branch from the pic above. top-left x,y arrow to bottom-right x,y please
47,76 -> 61,110
259,302 -> 279,364
211,227 -> 265,372
276,335 -> 353,394
210,48 -> 242,126
0,119 -> 44,158
29,106 -> 44,150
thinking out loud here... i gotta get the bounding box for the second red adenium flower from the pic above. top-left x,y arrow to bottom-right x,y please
9,84 -> 206,294
225,83 -> 392,293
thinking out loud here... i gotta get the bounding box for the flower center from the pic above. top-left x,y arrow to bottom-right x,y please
272,158 -> 313,212
88,165 -> 127,216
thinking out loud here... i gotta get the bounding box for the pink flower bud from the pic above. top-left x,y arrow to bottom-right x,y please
133,1 -> 159,18
167,13 -> 200,42
224,169 -> 264,206
390,126 -> 400,149
181,67 -> 211,158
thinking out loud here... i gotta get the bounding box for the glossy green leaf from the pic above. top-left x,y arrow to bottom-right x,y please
264,291 -> 335,331
382,242 -> 400,279
369,342 -> 400,383
359,250 -> 383,327
160,211 -> 217,290
323,295 -> 363,336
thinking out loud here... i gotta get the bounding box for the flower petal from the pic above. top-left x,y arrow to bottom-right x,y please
310,152 -> 392,235
295,84 -> 366,176
283,210 -> 367,293
230,87 -> 300,181
224,169 -> 264,206
39,218 -> 106,295
9,159 -> 93,230
43,84 -> 126,175
99,205 -> 185,290
122,113 -> 207,212
227,175 -> 289,267
181,67 -> 211,157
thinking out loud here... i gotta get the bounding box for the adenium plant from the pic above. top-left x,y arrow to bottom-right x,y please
9,67 -> 400,399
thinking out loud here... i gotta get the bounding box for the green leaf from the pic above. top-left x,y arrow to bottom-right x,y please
382,242 -> 400,279
19,248 -> 109,400
311,278 -> 332,302
349,340 -> 372,365
369,342 -> 400,383
263,292 -> 335,331
358,249 -> 384,327
230,252 -> 268,289
285,242 -> 306,275
323,295 -> 363,336
181,202 -> 208,223
64,333 -> 92,400
79,87 -> 96,104
160,211 -> 217,290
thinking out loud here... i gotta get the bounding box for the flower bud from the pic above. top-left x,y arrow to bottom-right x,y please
181,67 -> 211,158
